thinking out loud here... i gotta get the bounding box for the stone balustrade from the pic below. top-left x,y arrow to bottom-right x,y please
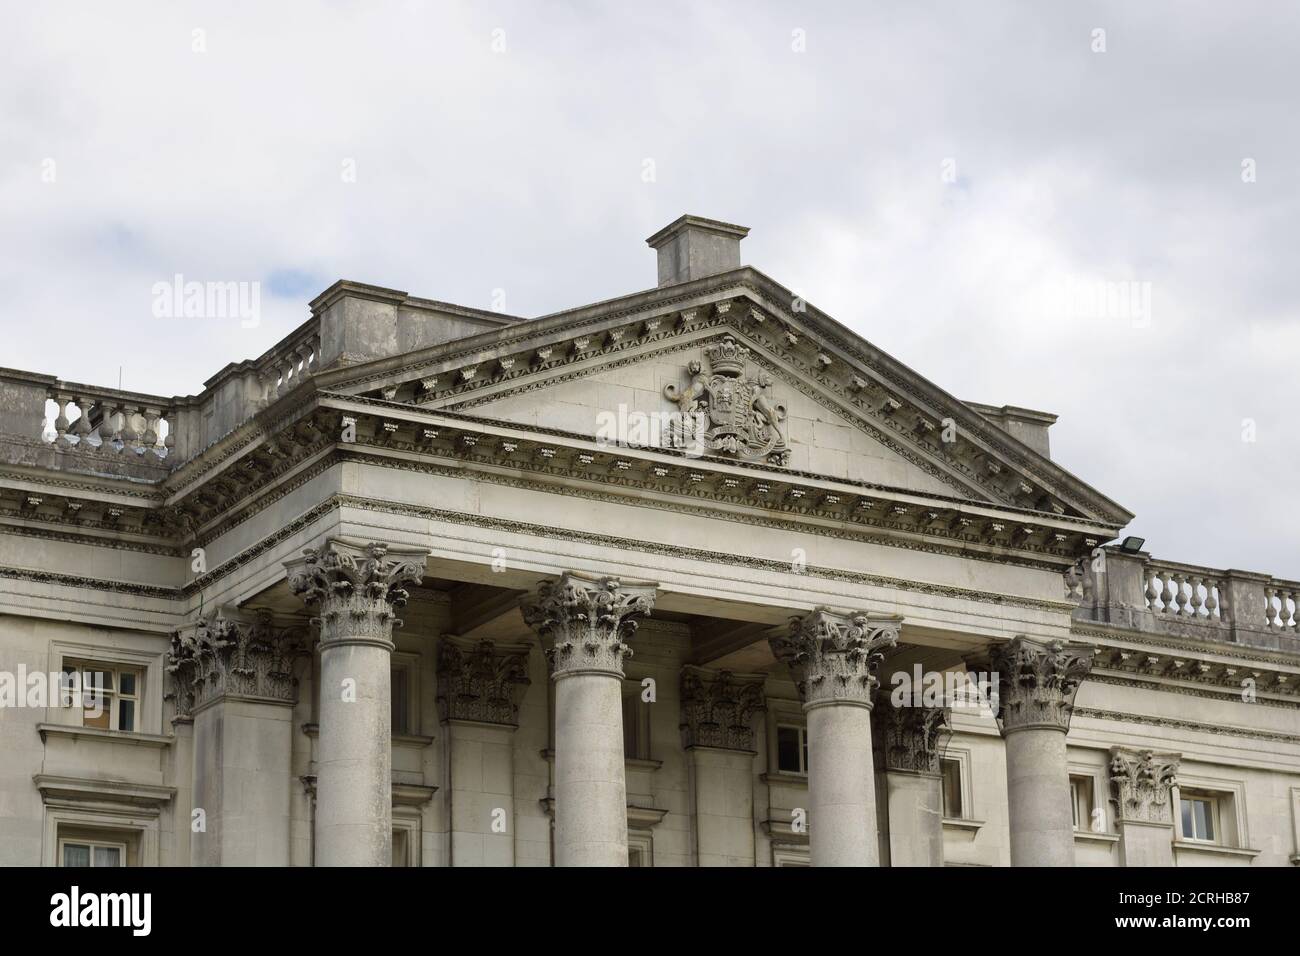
0,321 -> 321,470
1072,546 -> 1300,652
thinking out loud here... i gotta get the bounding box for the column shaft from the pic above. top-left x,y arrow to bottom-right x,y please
1004,726 -> 1074,866
885,771 -> 944,867
554,672 -> 628,866
807,702 -> 878,866
316,640 -> 392,866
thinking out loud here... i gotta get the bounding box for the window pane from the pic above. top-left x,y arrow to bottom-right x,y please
941,760 -> 963,818
94,846 -> 122,867
119,672 -> 137,697
84,669 -> 112,692
1195,800 -> 1214,841
117,699 -> 135,732
390,668 -> 409,736
83,701 -> 111,729
62,843 -> 90,867
776,726 -> 802,773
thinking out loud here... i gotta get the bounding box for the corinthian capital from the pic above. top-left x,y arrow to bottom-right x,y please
873,703 -> 951,774
284,538 -> 428,647
520,572 -> 657,679
436,635 -> 532,726
989,636 -> 1093,733
172,610 -> 310,711
769,607 -> 900,709
679,666 -> 766,751
1110,747 -> 1180,824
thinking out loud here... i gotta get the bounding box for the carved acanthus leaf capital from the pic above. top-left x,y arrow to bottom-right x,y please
170,610 -> 311,713
873,702 -> 951,774
989,636 -> 1094,733
769,607 -> 900,709
436,635 -> 532,726
1110,747 -> 1180,824
284,538 -> 428,646
521,572 -> 657,679
679,666 -> 766,751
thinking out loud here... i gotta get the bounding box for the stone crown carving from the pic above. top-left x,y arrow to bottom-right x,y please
521,572 -> 657,679
167,610 -> 309,716
663,334 -> 790,465
1109,747 -> 1181,824
989,636 -> 1093,733
769,607 -> 900,709
873,702 -> 951,774
436,635 -> 532,726
679,666 -> 766,751
284,538 -> 428,645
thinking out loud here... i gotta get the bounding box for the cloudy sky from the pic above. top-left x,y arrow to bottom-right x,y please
3,1 -> 1297,578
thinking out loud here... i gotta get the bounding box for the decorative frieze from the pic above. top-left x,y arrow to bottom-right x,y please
989,636 -> 1093,733
436,635 -> 532,726
679,666 -> 766,751
1109,747 -> 1180,824
769,607 -> 900,709
520,571 -> 656,679
873,703 -> 950,774
284,538 -> 428,647
169,611 -> 310,714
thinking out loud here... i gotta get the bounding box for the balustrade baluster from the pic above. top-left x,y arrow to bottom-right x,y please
1189,576 -> 1205,617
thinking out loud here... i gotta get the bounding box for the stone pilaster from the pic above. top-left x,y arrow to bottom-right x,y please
989,636 -> 1094,866
1110,747 -> 1180,867
171,611 -> 309,866
522,572 -> 656,867
874,703 -> 949,866
770,607 -> 899,867
437,635 -> 532,866
679,666 -> 766,866
285,538 -> 428,867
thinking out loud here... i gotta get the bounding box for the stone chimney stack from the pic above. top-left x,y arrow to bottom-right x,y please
646,214 -> 749,288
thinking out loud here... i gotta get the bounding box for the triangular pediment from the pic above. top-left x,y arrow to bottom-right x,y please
321,271 -> 1131,526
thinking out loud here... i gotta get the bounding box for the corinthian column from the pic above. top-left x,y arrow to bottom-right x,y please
874,702 -> 950,867
1110,747 -> 1180,867
770,608 -> 899,867
989,636 -> 1093,867
522,572 -> 656,867
285,538 -> 428,867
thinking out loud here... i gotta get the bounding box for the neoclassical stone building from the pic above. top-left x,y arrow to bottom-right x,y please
2,215 -> 1298,867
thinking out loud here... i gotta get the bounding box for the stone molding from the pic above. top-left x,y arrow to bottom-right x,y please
284,537 -> 428,649
436,634 -> 532,726
167,610 -> 310,715
989,636 -> 1094,734
679,666 -> 766,751
769,607 -> 900,710
1109,747 -> 1180,824
873,702 -> 951,774
521,571 -> 657,679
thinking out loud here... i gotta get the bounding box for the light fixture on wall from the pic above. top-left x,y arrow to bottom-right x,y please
1118,536 -> 1146,553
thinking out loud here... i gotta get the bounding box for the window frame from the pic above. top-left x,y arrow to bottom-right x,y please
60,659 -> 144,732
621,676 -> 652,762
1178,791 -> 1220,844
49,641 -> 162,735
938,746 -> 974,822
774,722 -> 809,776
390,651 -> 420,738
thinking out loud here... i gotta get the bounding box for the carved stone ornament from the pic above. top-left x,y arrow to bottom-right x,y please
436,635 -> 532,726
284,538 -> 428,647
679,666 -> 766,751
769,607 -> 900,709
168,610 -> 310,715
873,703 -> 951,774
663,334 -> 790,465
1110,747 -> 1180,824
520,571 -> 657,679
989,636 -> 1093,733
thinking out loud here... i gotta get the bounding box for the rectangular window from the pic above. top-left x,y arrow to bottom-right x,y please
940,758 -> 963,818
61,662 -> 142,732
59,839 -> 126,868
622,688 -> 651,761
775,724 -> 807,775
1071,775 -> 1096,831
1180,794 -> 1218,843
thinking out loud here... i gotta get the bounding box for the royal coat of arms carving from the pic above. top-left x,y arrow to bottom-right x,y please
663,335 -> 790,465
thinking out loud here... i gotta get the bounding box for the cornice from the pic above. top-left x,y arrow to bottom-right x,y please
1075,706 -> 1300,743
